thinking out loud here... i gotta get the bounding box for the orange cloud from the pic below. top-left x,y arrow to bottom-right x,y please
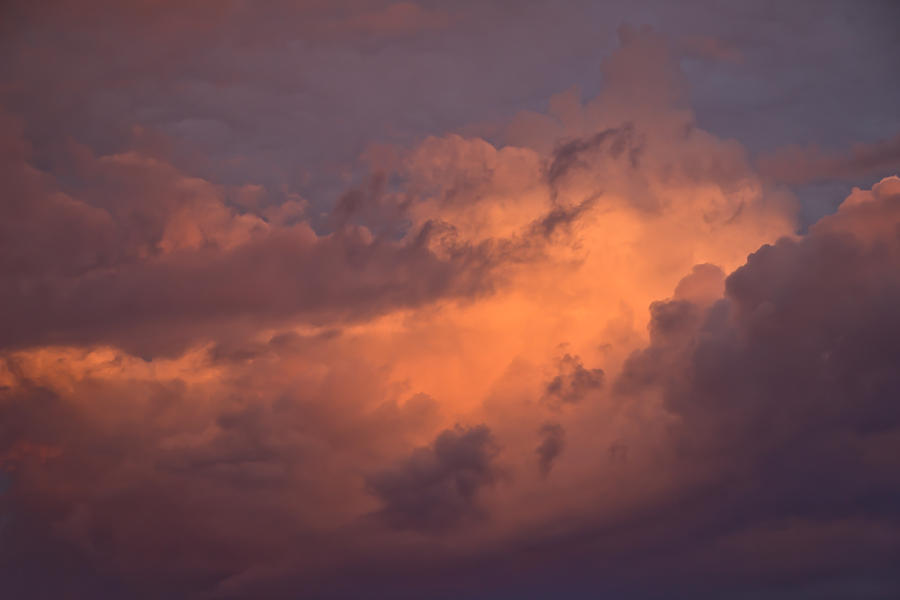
3,23 -> 899,599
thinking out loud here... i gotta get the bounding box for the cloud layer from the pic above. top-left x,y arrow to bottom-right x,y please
2,5 -> 899,599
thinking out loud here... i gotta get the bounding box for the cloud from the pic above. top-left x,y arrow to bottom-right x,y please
3,17 -> 899,599
0,21 -> 797,359
0,339 -> 445,596
546,123 -> 643,189
758,132 -> 900,184
535,422 -> 565,477
365,424 -> 500,532
542,354 -> 604,409
612,175 -> 900,587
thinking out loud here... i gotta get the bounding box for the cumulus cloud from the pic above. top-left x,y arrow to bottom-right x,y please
366,424 -> 500,532
613,174 -> 900,586
0,122 -> 515,356
0,22 -> 797,366
0,339 -> 447,596
2,13 -> 899,599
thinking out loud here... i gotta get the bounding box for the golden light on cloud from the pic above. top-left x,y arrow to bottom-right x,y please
2,4 -> 900,598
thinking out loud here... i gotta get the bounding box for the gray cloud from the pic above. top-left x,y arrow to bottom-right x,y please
758,132 -> 900,185
366,424 -> 501,532
2,3 -> 900,598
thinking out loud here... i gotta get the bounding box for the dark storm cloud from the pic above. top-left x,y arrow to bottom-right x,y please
610,178 -> 900,591
365,424 -> 501,532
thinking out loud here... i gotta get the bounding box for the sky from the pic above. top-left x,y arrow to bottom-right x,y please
1,1 -> 899,598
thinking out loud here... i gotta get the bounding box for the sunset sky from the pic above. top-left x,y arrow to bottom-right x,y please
2,1 -> 900,598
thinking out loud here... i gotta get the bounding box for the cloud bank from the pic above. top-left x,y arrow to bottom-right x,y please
1,8 -> 899,599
